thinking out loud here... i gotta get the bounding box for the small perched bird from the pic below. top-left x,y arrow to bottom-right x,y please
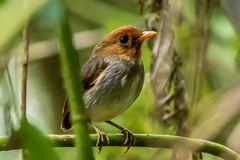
61,26 -> 156,152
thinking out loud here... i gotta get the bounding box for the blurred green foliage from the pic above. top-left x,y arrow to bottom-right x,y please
0,0 -> 47,53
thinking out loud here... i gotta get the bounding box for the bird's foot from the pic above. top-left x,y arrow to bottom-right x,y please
105,121 -> 136,153
95,129 -> 109,153
91,123 -> 109,153
121,128 -> 136,153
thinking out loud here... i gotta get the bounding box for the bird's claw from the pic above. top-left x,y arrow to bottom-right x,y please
121,128 -> 136,153
96,130 -> 109,153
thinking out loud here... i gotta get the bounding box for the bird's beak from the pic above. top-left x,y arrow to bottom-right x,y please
140,31 -> 157,40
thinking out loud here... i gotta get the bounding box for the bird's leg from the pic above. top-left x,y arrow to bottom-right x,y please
105,120 -> 135,153
91,123 -> 109,153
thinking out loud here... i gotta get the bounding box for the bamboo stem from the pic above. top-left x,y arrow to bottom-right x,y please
57,10 -> 94,160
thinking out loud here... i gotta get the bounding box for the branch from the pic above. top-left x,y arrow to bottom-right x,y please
21,19 -> 30,120
0,134 -> 239,160
21,11 -> 30,160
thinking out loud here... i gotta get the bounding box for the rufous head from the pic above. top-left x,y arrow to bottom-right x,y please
93,26 -> 157,60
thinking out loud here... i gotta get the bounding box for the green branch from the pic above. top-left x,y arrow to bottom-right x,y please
0,134 -> 239,160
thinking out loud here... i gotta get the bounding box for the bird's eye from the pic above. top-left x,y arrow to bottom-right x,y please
119,35 -> 128,44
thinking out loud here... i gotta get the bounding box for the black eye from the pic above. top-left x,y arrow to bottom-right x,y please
119,35 -> 128,44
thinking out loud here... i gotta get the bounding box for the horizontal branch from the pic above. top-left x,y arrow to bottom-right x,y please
0,134 -> 240,160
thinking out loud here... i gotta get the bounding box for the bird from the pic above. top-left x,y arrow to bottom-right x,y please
61,26 -> 156,152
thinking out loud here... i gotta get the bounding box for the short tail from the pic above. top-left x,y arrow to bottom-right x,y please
61,98 -> 72,131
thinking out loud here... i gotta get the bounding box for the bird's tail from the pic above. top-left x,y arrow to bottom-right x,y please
61,98 -> 72,131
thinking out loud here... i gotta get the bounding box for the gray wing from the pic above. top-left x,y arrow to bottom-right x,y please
61,56 -> 109,131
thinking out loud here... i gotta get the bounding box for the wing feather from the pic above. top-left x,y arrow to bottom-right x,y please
61,56 -> 109,131
80,56 -> 109,91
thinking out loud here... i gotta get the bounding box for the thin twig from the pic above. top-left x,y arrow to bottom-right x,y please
0,134 -> 240,160
21,19 -> 30,119
21,19 -> 30,160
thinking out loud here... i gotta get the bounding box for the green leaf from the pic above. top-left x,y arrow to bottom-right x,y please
18,120 -> 59,160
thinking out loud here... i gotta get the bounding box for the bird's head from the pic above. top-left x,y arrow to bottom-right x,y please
93,26 -> 157,61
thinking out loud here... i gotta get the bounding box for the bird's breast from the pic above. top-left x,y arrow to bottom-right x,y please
83,57 -> 144,122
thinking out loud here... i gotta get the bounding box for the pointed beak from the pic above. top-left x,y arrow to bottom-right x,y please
140,31 -> 157,40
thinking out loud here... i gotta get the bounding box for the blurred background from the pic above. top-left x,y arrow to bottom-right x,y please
0,0 -> 240,159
